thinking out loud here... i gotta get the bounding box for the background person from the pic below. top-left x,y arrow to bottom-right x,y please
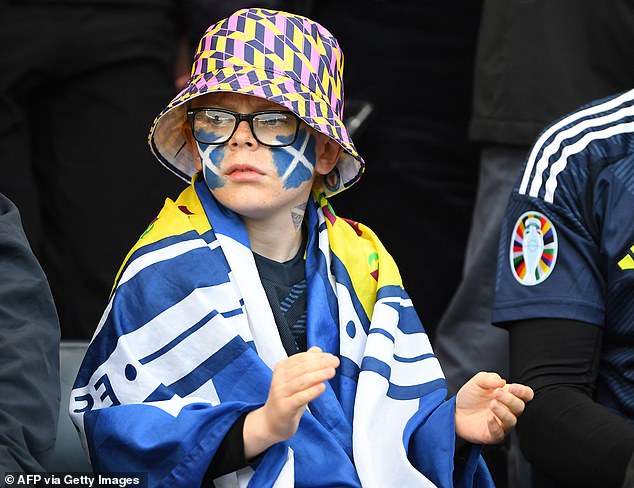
0,193 -> 60,473
493,88 -> 634,487
0,0 -> 187,339
432,1 -> 634,483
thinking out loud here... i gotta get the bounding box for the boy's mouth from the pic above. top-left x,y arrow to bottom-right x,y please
225,164 -> 265,181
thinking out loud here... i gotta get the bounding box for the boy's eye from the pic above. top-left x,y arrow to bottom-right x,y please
205,112 -> 233,126
255,113 -> 293,127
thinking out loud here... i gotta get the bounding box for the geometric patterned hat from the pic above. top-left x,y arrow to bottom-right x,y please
148,8 -> 365,197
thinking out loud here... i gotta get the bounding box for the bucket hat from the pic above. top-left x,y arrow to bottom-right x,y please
149,8 -> 365,196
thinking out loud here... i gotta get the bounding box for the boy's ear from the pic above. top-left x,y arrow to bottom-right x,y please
181,122 -> 203,172
315,135 -> 343,175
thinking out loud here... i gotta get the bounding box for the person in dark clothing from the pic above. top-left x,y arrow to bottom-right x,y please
436,0 -> 634,396
0,192 -> 60,473
432,1 -> 634,485
492,88 -> 634,488
434,0 -> 634,398
0,0 -> 187,339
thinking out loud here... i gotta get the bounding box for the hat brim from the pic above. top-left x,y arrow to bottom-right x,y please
149,65 -> 365,196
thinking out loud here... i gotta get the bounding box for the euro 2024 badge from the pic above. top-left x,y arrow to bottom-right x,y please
510,211 -> 558,286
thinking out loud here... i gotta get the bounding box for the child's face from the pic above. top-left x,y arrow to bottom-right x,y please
184,92 -> 337,221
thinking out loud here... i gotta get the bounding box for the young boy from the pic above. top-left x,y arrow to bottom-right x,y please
70,8 -> 532,487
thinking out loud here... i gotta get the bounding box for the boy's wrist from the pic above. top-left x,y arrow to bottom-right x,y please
243,406 -> 283,460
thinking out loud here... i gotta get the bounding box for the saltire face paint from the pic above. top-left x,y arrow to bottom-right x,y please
197,128 -> 318,191
272,129 -> 316,189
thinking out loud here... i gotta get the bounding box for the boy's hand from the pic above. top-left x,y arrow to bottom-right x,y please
455,371 -> 534,445
243,346 -> 339,459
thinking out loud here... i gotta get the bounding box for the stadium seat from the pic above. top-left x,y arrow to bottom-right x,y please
50,340 -> 93,472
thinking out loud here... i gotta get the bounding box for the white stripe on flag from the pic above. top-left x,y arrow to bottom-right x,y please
118,238 -> 220,287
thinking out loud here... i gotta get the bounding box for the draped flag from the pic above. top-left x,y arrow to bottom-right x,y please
70,177 -> 493,487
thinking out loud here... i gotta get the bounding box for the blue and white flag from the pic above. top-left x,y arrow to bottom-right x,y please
70,177 -> 493,487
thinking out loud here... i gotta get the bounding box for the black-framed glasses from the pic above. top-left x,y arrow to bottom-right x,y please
186,108 -> 301,147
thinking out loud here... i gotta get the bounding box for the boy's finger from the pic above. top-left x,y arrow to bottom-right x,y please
495,389 -> 526,415
505,383 -> 534,402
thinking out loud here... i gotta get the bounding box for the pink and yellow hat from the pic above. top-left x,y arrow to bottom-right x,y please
149,8 -> 365,196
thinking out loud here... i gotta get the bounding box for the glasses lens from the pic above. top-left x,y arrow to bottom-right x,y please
192,110 -> 236,144
252,112 -> 298,146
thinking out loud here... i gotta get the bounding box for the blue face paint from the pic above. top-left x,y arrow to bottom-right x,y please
276,134 -> 296,145
272,129 -> 317,189
198,142 -> 226,190
197,127 -> 224,144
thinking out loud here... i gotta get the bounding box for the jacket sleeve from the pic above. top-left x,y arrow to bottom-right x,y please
0,193 -> 61,472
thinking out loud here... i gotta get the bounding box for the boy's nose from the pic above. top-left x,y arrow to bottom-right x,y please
231,120 -> 257,146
